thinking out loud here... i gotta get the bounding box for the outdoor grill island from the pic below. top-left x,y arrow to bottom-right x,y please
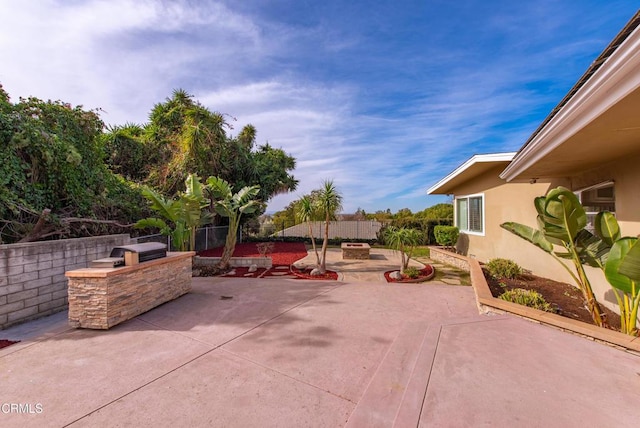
65,243 -> 194,329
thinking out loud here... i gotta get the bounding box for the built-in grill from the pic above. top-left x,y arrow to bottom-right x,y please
110,242 -> 167,262
91,242 -> 167,268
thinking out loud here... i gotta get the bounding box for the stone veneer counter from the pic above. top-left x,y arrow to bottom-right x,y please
341,243 -> 371,260
65,252 -> 194,329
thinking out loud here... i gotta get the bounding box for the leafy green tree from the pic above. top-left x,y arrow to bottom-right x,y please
416,203 -> 454,220
104,89 -> 298,207
207,176 -> 262,270
0,85 -> 146,243
314,180 -> 343,274
135,174 -> 211,251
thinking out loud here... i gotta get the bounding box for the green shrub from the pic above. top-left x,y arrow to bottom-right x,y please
434,226 -> 459,247
499,288 -> 554,312
404,266 -> 420,279
486,258 -> 522,279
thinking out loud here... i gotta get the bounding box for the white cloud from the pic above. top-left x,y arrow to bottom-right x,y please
0,0 -> 635,214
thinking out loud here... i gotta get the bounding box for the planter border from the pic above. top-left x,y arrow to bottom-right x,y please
428,246 -> 640,353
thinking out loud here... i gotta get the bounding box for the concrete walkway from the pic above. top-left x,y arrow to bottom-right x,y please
1,258 -> 639,426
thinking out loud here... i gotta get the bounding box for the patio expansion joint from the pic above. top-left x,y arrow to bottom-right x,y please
65,283 -> 349,426
219,347 -> 357,404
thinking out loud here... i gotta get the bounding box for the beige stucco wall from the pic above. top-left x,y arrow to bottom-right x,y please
450,165 -> 620,312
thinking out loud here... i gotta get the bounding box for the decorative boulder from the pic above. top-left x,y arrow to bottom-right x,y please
390,271 -> 402,280
310,268 -> 322,277
248,264 -> 258,273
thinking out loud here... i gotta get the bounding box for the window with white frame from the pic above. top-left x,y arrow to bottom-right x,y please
575,181 -> 615,232
455,194 -> 484,234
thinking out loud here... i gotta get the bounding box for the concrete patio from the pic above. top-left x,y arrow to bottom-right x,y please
1,252 -> 639,427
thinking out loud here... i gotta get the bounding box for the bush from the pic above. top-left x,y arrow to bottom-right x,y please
499,288 -> 555,312
404,266 -> 420,279
486,258 -> 522,279
434,226 -> 459,247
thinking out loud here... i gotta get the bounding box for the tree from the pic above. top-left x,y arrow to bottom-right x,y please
104,90 -> 298,207
0,85 -> 147,244
207,176 -> 262,270
384,226 -> 422,273
296,195 -> 321,267
416,203 -> 453,220
135,174 -> 211,251
315,180 -> 343,274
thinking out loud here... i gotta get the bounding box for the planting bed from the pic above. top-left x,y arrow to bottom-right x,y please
197,242 -> 337,280
483,269 -> 623,332
384,265 -> 435,283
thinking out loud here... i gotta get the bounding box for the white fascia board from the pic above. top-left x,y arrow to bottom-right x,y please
501,25 -> 640,182
427,152 -> 516,195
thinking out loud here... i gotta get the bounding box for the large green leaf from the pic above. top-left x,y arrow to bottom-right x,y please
500,222 -> 553,253
605,237 -> 638,294
617,238 -> 640,283
594,212 -> 620,246
540,187 -> 586,242
574,229 -> 609,268
135,217 -> 168,232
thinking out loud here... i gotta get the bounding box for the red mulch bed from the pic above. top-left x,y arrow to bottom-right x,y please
198,242 -> 337,280
198,241 -> 308,265
290,266 -> 338,280
0,339 -> 19,349
384,265 -> 435,283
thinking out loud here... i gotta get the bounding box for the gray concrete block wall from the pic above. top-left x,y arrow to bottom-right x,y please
0,234 -> 131,329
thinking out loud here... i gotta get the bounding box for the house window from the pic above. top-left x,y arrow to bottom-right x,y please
455,194 -> 484,234
575,181 -> 615,232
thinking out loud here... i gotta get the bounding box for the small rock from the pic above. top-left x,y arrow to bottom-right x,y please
248,264 -> 258,273
390,271 -> 402,280
310,268 -> 322,276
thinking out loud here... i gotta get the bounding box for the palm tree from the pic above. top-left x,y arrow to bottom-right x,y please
296,195 -> 321,267
384,226 -> 423,273
315,180 -> 343,274
206,176 -> 262,270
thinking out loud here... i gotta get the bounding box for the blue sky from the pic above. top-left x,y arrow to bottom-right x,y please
0,1 -> 637,214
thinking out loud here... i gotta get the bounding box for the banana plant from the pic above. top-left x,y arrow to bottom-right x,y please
135,173 -> 211,251
501,187 -> 606,327
206,176 -> 262,270
593,211 -> 640,335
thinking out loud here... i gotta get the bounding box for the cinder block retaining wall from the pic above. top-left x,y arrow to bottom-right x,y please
0,234 -> 131,329
428,246 -> 470,271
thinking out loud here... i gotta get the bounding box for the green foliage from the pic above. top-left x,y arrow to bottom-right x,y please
486,258 -> 523,279
500,186 -> 606,327
502,188 -> 640,333
499,289 -> 555,313
404,266 -> 420,279
315,180 -> 343,274
0,87 -> 148,243
104,89 -> 297,208
206,176 -> 262,269
135,173 -> 211,251
384,226 -> 422,272
434,226 -> 459,248
415,203 -> 454,220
